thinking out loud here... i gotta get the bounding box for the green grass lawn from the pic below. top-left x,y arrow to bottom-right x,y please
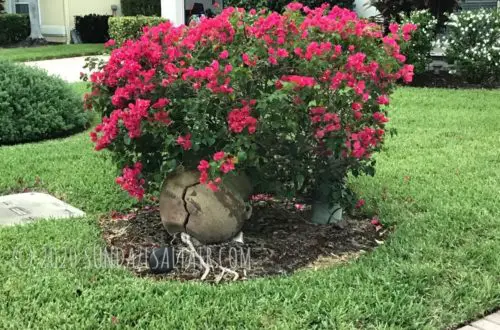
0,87 -> 499,329
0,44 -> 104,62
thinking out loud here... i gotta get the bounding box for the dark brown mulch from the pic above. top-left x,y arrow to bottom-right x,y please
99,202 -> 387,283
409,72 -> 500,89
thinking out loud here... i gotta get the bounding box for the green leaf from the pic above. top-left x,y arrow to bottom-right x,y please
308,100 -> 317,107
237,151 -> 247,162
296,174 -> 305,190
123,135 -> 131,145
165,159 -> 177,171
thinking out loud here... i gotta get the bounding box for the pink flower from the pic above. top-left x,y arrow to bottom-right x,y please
152,98 -> 170,109
242,53 -> 257,67
220,158 -> 235,173
176,133 -> 192,150
152,111 -> 172,125
277,48 -> 289,58
351,102 -> 362,111
115,162 -> 145,200
104,39 -> 116,48
198,160 -> 210,171
371,217 -> 381,226
377,95 -> 390,105
400,64 -> 414,83
310,107 -> 326,115
402,23 -> 418,41
294,203 -> 306,211
228,105 -> 258,134
323,113 -> 339,123
207,180 -> 219,192
219,50 -> 229,59
281,75 -> 316,88
286,2 -> 303,11
389,23 -> 399,35
213,151 -> 226,161
373,112 -> 388,123
355,199 -> 365,209
199,171 -> 209,184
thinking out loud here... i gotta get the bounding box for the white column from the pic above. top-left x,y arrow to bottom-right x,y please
161,0 -> 185,26
354,0 -> 380,18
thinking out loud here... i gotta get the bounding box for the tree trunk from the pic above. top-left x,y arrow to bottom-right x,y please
28,0 -> 45,40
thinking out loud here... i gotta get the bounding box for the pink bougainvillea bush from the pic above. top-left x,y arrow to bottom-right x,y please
84,2 -> 416,208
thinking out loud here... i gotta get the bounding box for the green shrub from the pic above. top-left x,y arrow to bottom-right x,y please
75,14 -> 111,43
397,10 -> 437,74
0,61 -> 90,145
120,0 -> 161,16
224,0 -> 355,12
0,14 -> 30,46
85,5 -> 415,212
444,8 -> 500,84
108,16 -> 167,46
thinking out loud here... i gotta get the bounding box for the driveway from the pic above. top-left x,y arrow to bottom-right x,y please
23,55 -> 109,83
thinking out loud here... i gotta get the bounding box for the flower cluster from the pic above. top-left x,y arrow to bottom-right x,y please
84,3 -> 415,205
444,8 -> 500,83
115,162 -> 145,200
227,101 -> 258,134
198,151 -> 237,191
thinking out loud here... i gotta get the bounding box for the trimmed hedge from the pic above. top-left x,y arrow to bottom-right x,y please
0,61 -> 90,145
75,14 -> 111,43
0,14 -> 30,46
223,0 -> 355,11
120,0 -> 161,16
108,16 -> 166,46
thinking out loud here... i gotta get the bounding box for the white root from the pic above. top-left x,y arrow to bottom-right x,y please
181,233 -> 211,281
215,265 -> 239,283
180,232 -> 240,282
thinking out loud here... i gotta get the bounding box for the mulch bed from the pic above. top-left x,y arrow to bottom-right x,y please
409,72 -> 500,89
99,201 -> 387,283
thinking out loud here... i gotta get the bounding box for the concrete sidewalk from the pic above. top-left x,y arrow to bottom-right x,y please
23,55 -> 109,83
459,311 -> 500,330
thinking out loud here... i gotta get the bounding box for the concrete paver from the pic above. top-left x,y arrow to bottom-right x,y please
23,55 -> 108,83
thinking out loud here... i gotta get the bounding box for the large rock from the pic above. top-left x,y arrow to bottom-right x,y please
159,171 -> 252,244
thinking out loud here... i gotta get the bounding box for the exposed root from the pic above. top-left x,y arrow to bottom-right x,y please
215,265 -> 239,283
181,233 -> 211,280
180,233 -> 242,282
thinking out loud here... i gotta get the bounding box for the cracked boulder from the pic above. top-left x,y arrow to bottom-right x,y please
159,171 -> 252,244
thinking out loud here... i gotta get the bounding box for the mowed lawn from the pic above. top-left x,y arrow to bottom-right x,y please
0,44 -> 104,62
0,87 -> 498,329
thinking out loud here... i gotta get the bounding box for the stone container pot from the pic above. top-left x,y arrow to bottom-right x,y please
159,170 -> 253,244
310,182 -> 343,224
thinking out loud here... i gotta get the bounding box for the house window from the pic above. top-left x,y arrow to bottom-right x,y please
14,1 -> 29,14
